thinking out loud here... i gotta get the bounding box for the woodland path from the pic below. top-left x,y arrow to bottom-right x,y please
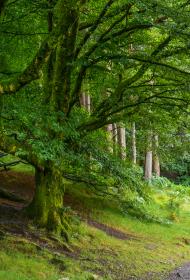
167,264 -> 190,280
0,170 -> 189,280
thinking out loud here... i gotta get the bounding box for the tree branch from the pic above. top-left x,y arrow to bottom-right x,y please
0,40 -> 50,95
75,0 -> 115,58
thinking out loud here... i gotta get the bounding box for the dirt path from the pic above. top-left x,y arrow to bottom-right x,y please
167,263 -> 190,280
87,219 -> 139,241
0,171 -> 34,203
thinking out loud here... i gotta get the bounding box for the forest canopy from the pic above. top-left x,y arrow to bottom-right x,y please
0,0 -> 190,237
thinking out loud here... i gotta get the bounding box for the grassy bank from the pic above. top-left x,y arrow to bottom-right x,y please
1,176 -> 190,280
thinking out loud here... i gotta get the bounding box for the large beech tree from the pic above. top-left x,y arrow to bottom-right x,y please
0,0 -> 190,237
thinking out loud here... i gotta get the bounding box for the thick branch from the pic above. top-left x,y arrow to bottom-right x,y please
0,0 -> 7,15
0,40 -> 50,95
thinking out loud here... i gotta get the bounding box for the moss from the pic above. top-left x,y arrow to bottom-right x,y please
28,167 -> 71,241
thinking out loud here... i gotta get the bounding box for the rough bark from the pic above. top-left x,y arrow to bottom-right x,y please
28,167 -> 70,241
27,0 -> 80,237
51,0 -> 80,113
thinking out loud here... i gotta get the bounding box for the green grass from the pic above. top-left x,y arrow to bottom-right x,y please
64,182 -> 190,278
0,239 -> 61,280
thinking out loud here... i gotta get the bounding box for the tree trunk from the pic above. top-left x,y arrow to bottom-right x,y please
131,122 -> 137,164
117,125 -> 126,160
0,0 -> 6,15
80,93 -> 91,113
153,134 -> 160,176
144,132 -> 152,180
27,1 -> 80,238
145,151 -> 153,180
28,167 -> 69,241
85,94 -> 91,113
106,124 -> 113,153
80,92 -> 86,107
112,123 -> 118,156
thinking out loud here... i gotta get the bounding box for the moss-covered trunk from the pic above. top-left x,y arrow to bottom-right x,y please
29,167 -> 69,240
26,1 -> 82,239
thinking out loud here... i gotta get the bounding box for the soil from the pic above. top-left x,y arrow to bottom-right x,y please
0,170 -> 35,204
167,263 -> 190,280
87,219 -> 139,241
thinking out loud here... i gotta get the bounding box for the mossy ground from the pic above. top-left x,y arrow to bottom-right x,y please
1,169 -> 190,279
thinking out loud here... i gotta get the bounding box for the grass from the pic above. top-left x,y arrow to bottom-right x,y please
0,239 -> 61,280
1,175 -> 190,279
64,182 -> 190,278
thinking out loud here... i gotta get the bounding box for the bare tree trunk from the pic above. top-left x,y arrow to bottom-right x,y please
85,95 -> 91,113
80,92 -> 86,107
112,123 -> 118,156
80,93 -> 91,113
144,132 -> 152,180
106,124 -> 113,153
145,151 -> 152,180
131,122 -> 137,164
117,125 -> 126,160
153,134 -> 160,176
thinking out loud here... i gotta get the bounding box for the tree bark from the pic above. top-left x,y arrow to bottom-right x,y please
111,123 -> 117,156
131,122 -> 137,164
117,125 -> 126,160
80,93 -> 91,113
27,0 -> 80,237
28,167 -> 70,241
80,93 -> 86,107
144,132 -> 152,180
0,0 -> 6,15
85,94 -> 91,113
106,124 -> 113,153
153,134 -> 160,176
145,151 -> 153,180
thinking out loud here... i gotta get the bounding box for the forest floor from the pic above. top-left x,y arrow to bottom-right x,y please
1,167 -> 190,279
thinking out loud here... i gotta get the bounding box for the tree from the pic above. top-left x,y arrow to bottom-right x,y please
0,0 -> 190,237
